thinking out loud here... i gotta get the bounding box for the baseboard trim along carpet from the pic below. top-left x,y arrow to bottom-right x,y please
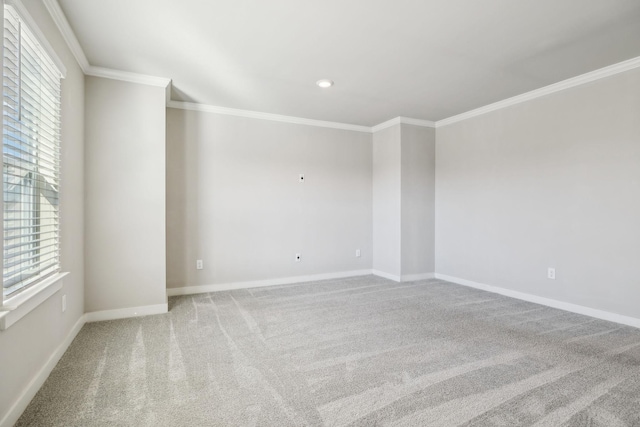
371,270 -> 401,282
435,273 -> 640,329
167,270 -> 374,296
84,303 -> 169,322
371,271 -> 435,283
401,273 -> 435,282
0,314 -> 86,427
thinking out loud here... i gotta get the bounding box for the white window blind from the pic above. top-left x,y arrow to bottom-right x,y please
3,4 -> 62,298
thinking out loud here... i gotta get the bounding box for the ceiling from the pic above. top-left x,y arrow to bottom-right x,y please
58,0 -> 640,126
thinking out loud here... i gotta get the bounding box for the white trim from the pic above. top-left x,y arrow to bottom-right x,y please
372,270 -> 401,282
165,80 -> 173,104
42,0 -> 89,72
436,56 -> 640,127
167,269 -> 374,296
435,274 -> 640,329
401,273 -> 435,282
371,117 -> 402,133
167,100 -> 372,133
86,66 -> 171,88
372,116 -> 435,133
84,303 -> 168,322
0,272 -> 69,330
399,116 -> 437,128
0,313 -> 85,427
7,0 -> 67,78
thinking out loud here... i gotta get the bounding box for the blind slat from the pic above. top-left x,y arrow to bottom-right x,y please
3,5 -> 62,298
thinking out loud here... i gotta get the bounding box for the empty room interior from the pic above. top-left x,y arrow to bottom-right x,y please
1,0 -> 640,426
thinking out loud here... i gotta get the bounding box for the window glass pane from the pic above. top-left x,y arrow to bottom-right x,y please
3,5 -> 62,297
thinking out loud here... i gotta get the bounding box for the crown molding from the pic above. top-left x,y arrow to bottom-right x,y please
86,66 -> 171,88
42,0 -> 89,72
371,117 -> 402,133
372,116 -> 436,133
168,103 -> 439,134
436,55 -> 640,128
168,100 -> 372,133
399,116 -> 436,128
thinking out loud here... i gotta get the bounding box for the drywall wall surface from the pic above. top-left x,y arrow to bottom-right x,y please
85,77 -> 166,312
166,108 -> 372,288
401,124 -> 436,276
0,0 -> 85,423
436,67 -> 640,319
372,124 -> 402,277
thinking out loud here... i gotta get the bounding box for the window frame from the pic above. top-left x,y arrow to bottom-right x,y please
0,0 -> 68,330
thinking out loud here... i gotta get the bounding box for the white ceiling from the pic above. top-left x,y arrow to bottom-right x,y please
59,0 -> 640,126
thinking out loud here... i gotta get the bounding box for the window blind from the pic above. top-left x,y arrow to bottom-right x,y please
3,4 -> 62,297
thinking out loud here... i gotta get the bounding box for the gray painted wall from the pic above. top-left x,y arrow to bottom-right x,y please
166,108 -> 372,289
401,124 -> 436,277
372,125 -> 402,277
372,124 -> 436,279
85,77 -> 167,312
436,68 -> 640,318
0,0 -> 85,422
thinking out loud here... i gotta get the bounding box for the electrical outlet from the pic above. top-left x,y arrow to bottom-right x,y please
295,253 -> 301,262
196,259 -> 203,270
356,249 -> 361,257
548,268 -> 556,280
62,294 -> 67,313
299,173 -> 305,183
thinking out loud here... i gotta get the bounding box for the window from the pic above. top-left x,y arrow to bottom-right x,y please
2,3 -> 62,299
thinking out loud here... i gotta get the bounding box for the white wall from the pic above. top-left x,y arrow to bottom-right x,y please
0,0 -> 85,423
166,108 -> 373,290
84,77 -> 167,312
372,124 -> 402,277
436,68 -> 640,319
401,124 -> 436,277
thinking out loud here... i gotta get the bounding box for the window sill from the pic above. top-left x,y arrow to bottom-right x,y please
0,272 -> 69,331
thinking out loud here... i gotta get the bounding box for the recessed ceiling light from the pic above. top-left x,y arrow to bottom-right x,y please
316,79 -> 334,88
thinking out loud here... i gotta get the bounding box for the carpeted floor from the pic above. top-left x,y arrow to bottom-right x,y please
17,276 -> 640,426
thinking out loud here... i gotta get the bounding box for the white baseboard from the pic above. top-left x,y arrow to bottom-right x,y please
0,314 -> 86,427
435,273 -> 640,329
371,270 -> 401,282
85,303 -> 168,322
372,271 -> 435,283
401,273 -> 435,282
167,269 -> 374,296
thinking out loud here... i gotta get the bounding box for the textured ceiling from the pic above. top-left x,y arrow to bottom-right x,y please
59,0 -> 640,125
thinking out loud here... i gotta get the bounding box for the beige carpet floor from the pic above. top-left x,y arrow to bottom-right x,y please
16,276 -> 640,426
